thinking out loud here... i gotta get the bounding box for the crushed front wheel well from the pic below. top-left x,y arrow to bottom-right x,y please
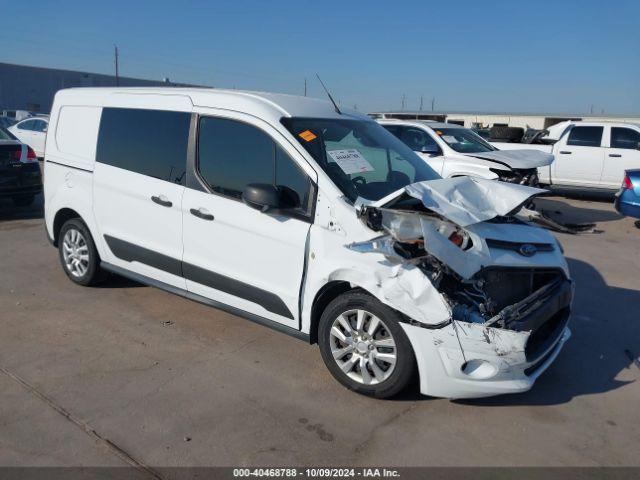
52,208 -> 82,246
309,281 -> 353,344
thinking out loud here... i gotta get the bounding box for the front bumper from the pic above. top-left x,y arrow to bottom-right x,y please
492,168 -> 539,187
401,280 -> 572,399
402,322 -> 571,399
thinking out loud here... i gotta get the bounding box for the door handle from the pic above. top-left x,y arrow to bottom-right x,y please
190,207 -> 214,221
151,195 -> 172,207
559,151 -> 572,154
609,154 -> 622,158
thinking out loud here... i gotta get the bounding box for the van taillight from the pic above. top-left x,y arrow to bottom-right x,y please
622,175 -> 633,190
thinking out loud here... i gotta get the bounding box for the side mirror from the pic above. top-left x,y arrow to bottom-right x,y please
420,144 -> 440,155
242,183 -> 281,212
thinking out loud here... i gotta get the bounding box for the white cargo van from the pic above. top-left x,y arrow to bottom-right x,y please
44,88 -> 572,399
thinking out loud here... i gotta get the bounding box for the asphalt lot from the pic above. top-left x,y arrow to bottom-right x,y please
1,189 -> 639,469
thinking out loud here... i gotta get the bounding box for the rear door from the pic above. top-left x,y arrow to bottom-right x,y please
93,106 -> 191,289
182,113 -> 316,329
553,126 -> 604,187
602,126 -> 640,188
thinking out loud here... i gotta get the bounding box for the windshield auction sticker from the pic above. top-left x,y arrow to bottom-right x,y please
327,149 -> 374,174
298,130 -> 317,142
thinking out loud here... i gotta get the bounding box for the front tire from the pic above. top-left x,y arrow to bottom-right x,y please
58,218 -> 105,286
318,291 -> 416,398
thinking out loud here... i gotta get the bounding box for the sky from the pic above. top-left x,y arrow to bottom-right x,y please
1,0 -> 639,114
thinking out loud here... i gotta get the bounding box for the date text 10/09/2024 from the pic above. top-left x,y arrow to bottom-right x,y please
233,468 -> 401,478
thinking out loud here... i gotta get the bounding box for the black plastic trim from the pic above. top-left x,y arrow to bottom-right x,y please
486,238 -> 555,253
185,113 -> 206,192
104,235 -> 183,277
101,262 -> 308,342
103,234 -> 294,319
182,262 -> 293,319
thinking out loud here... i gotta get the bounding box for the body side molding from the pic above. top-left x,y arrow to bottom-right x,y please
103,235 -> 294,319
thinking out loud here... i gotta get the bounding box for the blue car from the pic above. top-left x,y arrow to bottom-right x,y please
615,169 -> 640,228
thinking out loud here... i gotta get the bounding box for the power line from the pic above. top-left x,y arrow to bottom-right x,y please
114,44 -> 119,86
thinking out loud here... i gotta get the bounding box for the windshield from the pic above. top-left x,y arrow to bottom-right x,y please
431,127 -> 497,153
283,117 -> 440,201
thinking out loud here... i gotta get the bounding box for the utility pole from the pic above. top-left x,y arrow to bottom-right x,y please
304,78 -> 307,96
114,44 -> 119,86
419,95 -> 424,111
431,97 -> 435,111
401,94 -> 406,111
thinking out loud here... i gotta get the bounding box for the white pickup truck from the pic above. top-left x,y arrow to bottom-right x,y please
493,121 -> 640,191
378,120 -> 553,186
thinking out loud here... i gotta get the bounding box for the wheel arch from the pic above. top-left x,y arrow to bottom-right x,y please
52,208 -> 83,246
309,281 -> 353,344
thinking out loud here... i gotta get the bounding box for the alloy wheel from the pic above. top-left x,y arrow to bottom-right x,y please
62,228 -> 90,278
329,309 -> 397,385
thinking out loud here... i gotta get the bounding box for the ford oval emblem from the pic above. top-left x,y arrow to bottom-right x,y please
519,244 -> 537,257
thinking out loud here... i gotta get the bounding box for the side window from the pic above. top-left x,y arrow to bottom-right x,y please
18,120 -> 36,131
33,120 -> 48,132
198,117 -> 314,218
398,127 -> 439,152
96,108 -> 190,184
197,117 -> 273,199
566,126 -> 603,147
611,127 -> 640,150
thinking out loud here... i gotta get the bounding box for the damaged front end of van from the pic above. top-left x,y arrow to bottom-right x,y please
347,177 -> 572,399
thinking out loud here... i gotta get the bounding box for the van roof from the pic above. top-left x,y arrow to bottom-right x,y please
54,87 -> 368,123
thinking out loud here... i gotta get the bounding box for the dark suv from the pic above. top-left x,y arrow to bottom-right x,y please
0,127 -> 42,206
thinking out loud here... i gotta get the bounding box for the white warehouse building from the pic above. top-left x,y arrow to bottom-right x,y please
369,111 -> 640,130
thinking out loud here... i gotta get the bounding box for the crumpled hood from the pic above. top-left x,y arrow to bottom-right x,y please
405,177 -> 546,227
465,149 -> 553,169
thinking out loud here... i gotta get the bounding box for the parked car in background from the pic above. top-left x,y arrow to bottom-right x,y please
8,117 -> 49,158
379,120 -> 553,186
44,87 -> 571,399
493,122 -> 640,192
615,170 -> 640,228
0,127 -> 42,206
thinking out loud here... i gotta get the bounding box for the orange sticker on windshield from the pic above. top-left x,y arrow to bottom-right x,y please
299,130 -> 317,142
435,130 -> 443,135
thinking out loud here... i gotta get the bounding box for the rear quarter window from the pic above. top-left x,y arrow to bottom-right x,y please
96,107 -> 190,183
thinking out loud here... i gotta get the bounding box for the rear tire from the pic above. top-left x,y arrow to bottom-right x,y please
318,291 -> 416,398
58,218 -> 106,286
12,194 -> 35,207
